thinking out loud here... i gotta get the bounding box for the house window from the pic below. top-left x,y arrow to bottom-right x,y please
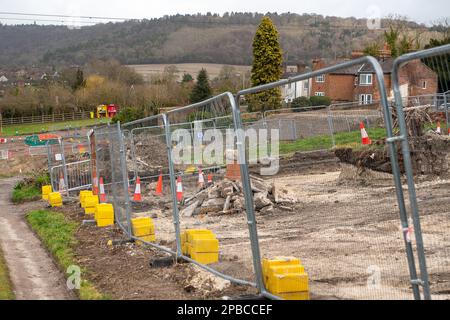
315,92 -> 325,97
422,81 -> 427,89
316,75 -> 325,83
359,74 -> 373,85
359,94 -> 373,105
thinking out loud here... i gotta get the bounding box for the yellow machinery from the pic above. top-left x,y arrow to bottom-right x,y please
96,105 -> 108,119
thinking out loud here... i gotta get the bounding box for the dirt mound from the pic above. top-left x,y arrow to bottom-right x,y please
335,131 -> 450,177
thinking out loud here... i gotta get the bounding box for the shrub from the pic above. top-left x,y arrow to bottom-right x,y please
310,96 -> 332,106
291,97 -> 312,111
112,107 -> 144,124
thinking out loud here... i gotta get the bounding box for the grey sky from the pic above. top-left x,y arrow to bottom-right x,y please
0,0 -> 448,25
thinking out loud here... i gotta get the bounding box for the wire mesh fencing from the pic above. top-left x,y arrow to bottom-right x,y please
391,44 -> 450,300
234,56 -> 416,300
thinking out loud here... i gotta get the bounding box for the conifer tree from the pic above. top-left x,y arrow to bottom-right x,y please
249,16 -> 283,112
190,69 -> 212,103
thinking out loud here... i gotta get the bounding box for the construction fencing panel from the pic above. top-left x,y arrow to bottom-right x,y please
391,44 -> 450,300
235,56 -> 415,300
122,115 -> 179,256
94,123 -> 132,236
163,93 -> 263,291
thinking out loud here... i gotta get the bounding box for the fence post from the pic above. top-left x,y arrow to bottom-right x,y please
163,114 -> 183,259
445,93 -> 449,134
60,138 -> 70,196
117,122 -> 133,238
232,93 -> 266,295
327,112 -> 336,148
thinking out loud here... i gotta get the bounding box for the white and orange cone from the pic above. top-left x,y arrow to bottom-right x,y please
133,176 -> 142,202
92,171 -> 99,195
176,176 -> 183,203
99,177 -> 107,203
207,172 -> 213,185
155,171 -> 163,196
59,173 -> 66,193
436,121 -> 442,134
198,167 -> 205,188
360,122 -> 372,145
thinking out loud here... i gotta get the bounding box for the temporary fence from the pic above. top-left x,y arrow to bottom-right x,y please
0,111 -> 92,126
47,44 -> 450,300
391,44 -> 450,300
234,55 -> 414,300
47,135 -> 91,195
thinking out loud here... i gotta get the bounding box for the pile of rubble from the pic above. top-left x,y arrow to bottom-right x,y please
180,176 -> 298,217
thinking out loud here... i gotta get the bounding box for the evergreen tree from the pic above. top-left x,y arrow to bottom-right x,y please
190,69 -> 212,103
248,16 -> 283,112
73,68 -> 84,90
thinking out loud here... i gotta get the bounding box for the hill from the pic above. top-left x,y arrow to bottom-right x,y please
0,12 -> 445,67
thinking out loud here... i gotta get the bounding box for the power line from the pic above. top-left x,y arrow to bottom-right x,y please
0,11 -> 133,21
0,17 -> 101,25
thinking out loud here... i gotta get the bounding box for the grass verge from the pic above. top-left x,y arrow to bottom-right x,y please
279,127 -> 387,155
0,245 -> 15,300
11,174 -> 50,204
26,210 -> 108,300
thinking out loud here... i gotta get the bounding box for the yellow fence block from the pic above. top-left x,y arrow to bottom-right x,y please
80,190 -> 93,208
84,195 -> 99,215
262,257 -> 310,299
182,229 -> 214,244
42,185 -> 52,200
181,229 -> 219,265
189,238 -> 219,253
48,192 -> 63,207
266,272 -> 309,294
97,219 -> 114,228
131,217 -> 155,237
190,252 -> 219,265
95,203 -> 114,221
277,292 -> 310,301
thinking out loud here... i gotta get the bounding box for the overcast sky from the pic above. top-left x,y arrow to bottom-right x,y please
0,0 -> 448,25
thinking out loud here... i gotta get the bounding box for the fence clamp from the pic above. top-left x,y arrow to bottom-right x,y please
386,135 -> 405,144
410,279 -> 425,287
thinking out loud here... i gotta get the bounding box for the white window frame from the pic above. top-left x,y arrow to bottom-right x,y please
422,81 -> 427,89
359,73 -> 373,86
315,75 -> 325,83
315,92 -> 325,97
359,94 -> 373,105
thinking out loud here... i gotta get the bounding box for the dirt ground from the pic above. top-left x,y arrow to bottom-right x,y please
142,161 -> 450,301
57,202 -> 257,300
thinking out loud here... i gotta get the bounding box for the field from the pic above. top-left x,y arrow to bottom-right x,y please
0,118 -> 108,137
127,63 -> 251,82
0,244 -> 14,300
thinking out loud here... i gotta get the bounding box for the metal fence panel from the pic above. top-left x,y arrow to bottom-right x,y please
391,44 -> 450,300
235,56 -> 414,300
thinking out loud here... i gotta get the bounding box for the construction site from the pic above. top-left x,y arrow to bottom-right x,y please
1,43 -> 450,302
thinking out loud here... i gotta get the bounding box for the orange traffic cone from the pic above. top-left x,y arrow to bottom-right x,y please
59,173 -> 66,193
198,167 -> 205,188
176,176 -> 183,203
99,177 -> 107,203
360,122 -> 372,145
436,121 -> 442,134
207,172 -> 213,185
133,176 -> 142,201
155,171 -> 163,196
92,171 -> 99,195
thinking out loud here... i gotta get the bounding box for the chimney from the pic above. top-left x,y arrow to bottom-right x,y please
297,62 -> 307,73
378,43 -> 392,60
351,51 -> 364,59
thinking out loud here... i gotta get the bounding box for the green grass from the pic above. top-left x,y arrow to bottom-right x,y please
279,127 -> 387,155
0,118 -> 109,137
11,174 -> 51,204
0,246 -> 15,300
26,210 -> 108,300
11,184 -> 41,203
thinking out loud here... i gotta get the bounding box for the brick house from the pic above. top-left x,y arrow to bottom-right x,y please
310,50 -> 438,105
